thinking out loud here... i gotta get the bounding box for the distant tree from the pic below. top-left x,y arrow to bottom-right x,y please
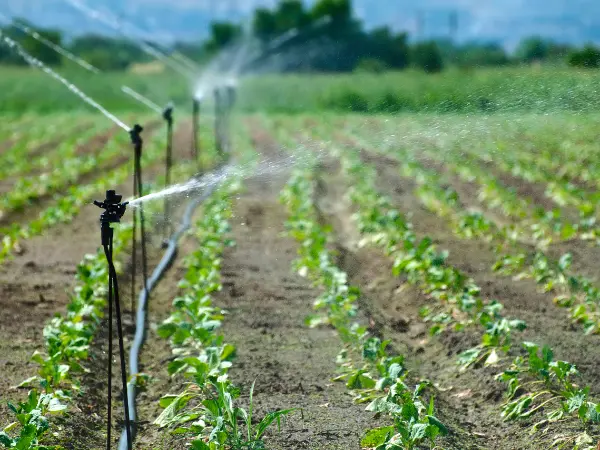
274,0 -> 310,34
568,45 -> 600,68
367,27 -> 409,69
411,41 -> 444,73
547,42 -> 574,61
311,0 -> 352,26
253,8 -> 278,42
23,29 -> 63,66
515,36 -> 550,63
204,22 -> 242,52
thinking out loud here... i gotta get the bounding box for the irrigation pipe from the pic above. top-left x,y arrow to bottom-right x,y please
117,179 -> 220,449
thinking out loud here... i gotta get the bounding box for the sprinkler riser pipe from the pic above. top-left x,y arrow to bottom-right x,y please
164,110 -> 174,240
192,98 -> 200,163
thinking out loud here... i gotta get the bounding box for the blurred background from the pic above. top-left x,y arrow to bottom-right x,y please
0,0 -> 598,114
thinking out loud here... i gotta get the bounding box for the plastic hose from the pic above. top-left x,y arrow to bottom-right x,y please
117,184 -> 217,450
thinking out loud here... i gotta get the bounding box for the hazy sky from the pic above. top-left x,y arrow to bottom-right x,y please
0,0 -> 597,46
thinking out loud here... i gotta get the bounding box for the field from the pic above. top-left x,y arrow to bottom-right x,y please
2,67 -> 600,450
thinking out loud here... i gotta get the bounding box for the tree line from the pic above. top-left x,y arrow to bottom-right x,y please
1,0 -> 600,73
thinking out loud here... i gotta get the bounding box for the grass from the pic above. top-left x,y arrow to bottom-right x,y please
1,65 -> 600,115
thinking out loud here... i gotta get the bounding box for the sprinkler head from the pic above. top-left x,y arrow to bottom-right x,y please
94,190 -> 129,224
94,190 -> 129,246
129,124 -> 144,147
162,104 -> 173,124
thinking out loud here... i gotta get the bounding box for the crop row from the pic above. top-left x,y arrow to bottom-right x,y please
0,221 -> 134,449
0,116 -> 100,183
333,143 -> 600,447
0,121 -> 168,264
154,171 -> 294,449
258,113 -> 600,446
0,118 -> 205,449
337,122 -> 600,338
0,120 -> 142,219
279,164 -> 448,449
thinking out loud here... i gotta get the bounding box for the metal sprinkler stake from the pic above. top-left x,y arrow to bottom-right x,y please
223,82 -> 237,156
162,104 -> 174,244
214,88 -> 224,159
192,97 -> 200,168
130,124 -> 149,322
94,190 -> 132,450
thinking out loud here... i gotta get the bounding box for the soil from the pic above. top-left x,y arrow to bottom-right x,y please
322,129 -> 600,448
3,113 -> 600,450
0,119 -> 192,436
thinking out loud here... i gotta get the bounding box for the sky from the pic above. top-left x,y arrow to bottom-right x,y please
0,0 -> 598,47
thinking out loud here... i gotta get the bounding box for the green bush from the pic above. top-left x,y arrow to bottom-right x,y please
375,92 -> 410,113
324,88 -> 370,112
411,41 -> 444,73
568,45 -> 600,68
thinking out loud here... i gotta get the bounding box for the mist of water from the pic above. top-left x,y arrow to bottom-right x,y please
192,15 -> 333,102
129,147 -> 323,208
0,31 -> 130,132
193,40 -> 250,101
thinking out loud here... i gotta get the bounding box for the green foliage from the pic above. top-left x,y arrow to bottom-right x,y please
5,67 -> 600,115
1,19 -> 62,66
69,34 -> 151,70
0,120 -> 169,263
411,41 -> 444,73
278,160 -> 447,449
365,384 -> 448,449
515,36 -> 550,63
204,22 -> 243,53
366,27 -> 409,70
568,45 -> 600,68
156,183 -> 293,448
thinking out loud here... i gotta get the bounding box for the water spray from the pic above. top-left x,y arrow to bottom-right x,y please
0,13 -> 101,74
93,190 -> 132,450
170,50 -> 201,74
120,86 -> 174,241
0,31 -> 129,131
64,0 -> 196,80
121,86 -> 163,115
241,16 -> 332,73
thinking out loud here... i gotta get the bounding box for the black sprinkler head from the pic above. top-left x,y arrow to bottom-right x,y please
162,105 -> 173,123
129,124 -> 144,146
94,190 -> 129,224
105,190 -> 123,204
